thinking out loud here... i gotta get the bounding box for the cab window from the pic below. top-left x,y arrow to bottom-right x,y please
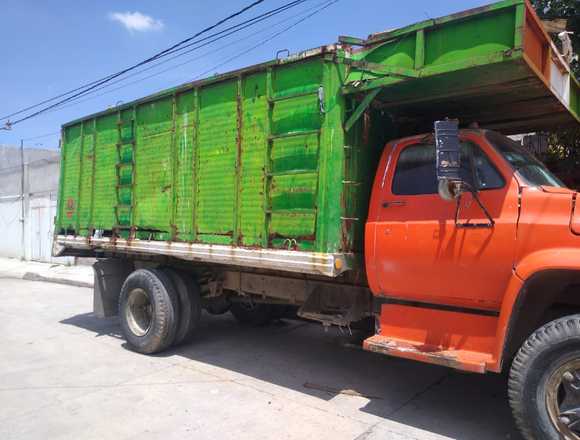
486,131 -> 565,188
392,142 -> 504,196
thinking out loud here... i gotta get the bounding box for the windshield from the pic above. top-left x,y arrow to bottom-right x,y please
486,131 -> 565,188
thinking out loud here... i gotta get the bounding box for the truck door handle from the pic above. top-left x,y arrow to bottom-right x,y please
382,200 -> 406,208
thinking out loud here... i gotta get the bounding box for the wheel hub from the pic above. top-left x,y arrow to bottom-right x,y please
125,288 -> 153,337
547,359 -> 580,439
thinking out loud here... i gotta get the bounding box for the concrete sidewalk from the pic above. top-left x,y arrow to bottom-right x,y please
0,257 -> 93,288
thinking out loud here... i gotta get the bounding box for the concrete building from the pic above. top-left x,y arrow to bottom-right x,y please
0,145 -> 73,263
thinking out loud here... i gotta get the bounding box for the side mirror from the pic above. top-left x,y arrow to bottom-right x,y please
434,120 -> 463,201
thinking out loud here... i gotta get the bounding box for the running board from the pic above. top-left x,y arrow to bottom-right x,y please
364,303 -> 498,373
363,335 -> 492,373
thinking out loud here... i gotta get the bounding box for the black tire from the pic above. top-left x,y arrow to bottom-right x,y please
205,296 -> 231,315
118,268 -> 180,354
164,268 -> 202,346
230,301 -> 273,326
508,315 -> 580,440
270,304 -> 299,320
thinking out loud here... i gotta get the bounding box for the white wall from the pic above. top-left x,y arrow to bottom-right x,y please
0,196 -> 23,258
0,146 -> 73,264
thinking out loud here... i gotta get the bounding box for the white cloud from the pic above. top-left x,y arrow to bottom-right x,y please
109,11 -> 164,32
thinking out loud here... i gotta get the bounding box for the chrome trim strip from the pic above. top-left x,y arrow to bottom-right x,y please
55,235 -> 353,278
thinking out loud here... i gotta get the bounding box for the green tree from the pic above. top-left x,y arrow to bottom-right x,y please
531,0 -> 579,188
531,0 -> 579,76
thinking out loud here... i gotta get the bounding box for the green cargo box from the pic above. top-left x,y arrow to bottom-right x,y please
55,0 -> 579,277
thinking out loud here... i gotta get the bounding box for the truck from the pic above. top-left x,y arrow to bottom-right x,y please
53,1 -> 580,438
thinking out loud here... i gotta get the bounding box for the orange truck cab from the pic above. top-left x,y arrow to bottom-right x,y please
365,128 -> 580,374
364,126 -> 580,438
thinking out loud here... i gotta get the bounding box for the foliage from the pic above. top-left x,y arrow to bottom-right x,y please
531,0 -> 579,76
530,0 -> 579,188
533,0 -> 579,75
539,128 -> 580,188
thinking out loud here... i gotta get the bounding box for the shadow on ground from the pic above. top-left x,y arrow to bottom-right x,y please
61,311 -> 522,440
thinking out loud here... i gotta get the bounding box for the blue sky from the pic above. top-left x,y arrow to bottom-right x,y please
0,0 -> 490,148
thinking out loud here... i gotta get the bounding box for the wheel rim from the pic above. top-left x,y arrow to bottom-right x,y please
546,358 -> 580,439
125,288 -> 153,337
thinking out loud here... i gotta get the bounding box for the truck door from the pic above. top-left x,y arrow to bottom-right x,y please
366,133 -> 519,311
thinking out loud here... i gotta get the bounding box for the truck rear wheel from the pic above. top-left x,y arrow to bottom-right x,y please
119,269 -> 180,354
164,268 -> 202,347
230,301 -> 272,326
508,315 -> 580,440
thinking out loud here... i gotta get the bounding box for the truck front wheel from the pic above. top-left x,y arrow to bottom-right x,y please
509,315 -> 580,440
119,269 -> 180,354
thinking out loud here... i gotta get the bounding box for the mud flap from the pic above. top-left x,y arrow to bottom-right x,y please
93,259 -> 134,318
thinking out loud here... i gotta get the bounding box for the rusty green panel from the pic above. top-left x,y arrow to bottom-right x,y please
239,72 -> 268,246
270,211 -> 317,248
315,60 -> 347,252
347,1 -> 524,88
424,9 -> 515,67
266,59 -> 326,249
134,98 -> 173,232
196,80 -> 237,242
173,90 -> 196,241
119,144 -> 133,163
77,120 -> 96,235
362,34 -> 416,69
271,173 -> 317,211
271,58 -> 323,98
271,94 -> 321,135
344,105 -> 394,253
92,114 -> 117,229
271,133 -> 319,174
58,123 -> 82,230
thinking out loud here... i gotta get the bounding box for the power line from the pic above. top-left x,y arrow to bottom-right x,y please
3,0 -> 309,126
21,131 -> 60,142
43,0 -> 312,114
2,0 -> 275,125
1,0 -> 268,122
4,0 -> 339,130
0,157 -> 60,174
193,0 -> 339,80
0,1 -> 338,174
44,0 -> 329,114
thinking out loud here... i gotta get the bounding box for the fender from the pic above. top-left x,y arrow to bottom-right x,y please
489,248 -> 580,372
515,248 -> 580,281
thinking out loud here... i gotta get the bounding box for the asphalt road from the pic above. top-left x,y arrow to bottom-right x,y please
0,278 -> 522,440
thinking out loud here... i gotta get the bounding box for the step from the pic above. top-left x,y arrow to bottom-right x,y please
363,334 -> 492,373
364,302 -> 499,373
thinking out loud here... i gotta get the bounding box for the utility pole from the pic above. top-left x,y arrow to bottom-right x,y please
20,139 -> 25,260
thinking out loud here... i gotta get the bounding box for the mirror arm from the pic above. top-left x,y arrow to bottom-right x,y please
454,185 -> 495,229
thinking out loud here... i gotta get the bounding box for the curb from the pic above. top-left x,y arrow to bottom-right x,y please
22,272 -> 93,288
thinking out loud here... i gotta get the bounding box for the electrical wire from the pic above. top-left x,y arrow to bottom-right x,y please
21,131 -> 60,142
192,0 -> 339,80
44,0 -> 330,114
42,0 -> 314,114
0,157 -> 59,174
5,0 -> 339,128
0,0 -> 269,122
0,2 -> 338,174
2,0 -> 308,125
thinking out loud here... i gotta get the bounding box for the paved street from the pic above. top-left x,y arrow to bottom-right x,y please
0,278 -> 522,440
